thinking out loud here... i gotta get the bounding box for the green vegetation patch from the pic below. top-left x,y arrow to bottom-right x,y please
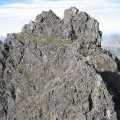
45,36 -> 69,48
25,32 -> 69,48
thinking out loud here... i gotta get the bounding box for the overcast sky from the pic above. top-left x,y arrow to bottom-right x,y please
0,0 -> 120,37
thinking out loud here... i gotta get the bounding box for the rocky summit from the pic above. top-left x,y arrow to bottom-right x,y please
0,7 -> 120,120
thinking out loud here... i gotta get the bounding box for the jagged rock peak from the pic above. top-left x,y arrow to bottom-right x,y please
64,7 -> 79,17
22,7 -> 102,46
35,10 -> 60,21
0,7 -> 120,120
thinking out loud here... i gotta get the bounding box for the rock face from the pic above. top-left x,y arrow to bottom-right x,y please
0,7 -> 120,120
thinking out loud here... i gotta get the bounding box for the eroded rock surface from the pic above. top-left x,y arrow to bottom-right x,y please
0,7 -> 120,120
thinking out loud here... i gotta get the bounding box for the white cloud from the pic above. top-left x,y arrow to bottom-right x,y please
0,0 -> 120,36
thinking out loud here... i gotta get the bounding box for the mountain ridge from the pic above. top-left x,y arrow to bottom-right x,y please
0,7 -> 120,120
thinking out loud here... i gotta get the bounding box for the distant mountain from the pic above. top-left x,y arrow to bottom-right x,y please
102,34 -> 120,59
0,36 -> 5,41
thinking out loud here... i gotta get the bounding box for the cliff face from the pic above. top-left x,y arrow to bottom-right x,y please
0,7 -> 120,120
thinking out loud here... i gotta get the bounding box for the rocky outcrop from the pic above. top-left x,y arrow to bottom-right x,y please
0,7 -> 120,120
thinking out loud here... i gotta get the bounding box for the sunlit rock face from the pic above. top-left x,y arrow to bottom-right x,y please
0,7 -> 120,120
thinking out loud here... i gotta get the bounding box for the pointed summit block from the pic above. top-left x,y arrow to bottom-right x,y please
64,7 -> 79,18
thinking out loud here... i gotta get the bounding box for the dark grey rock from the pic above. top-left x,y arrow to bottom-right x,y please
0,40 -> 2,45
0,7 -> 120,120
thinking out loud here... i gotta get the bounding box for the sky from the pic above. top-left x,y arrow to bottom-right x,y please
0,0 -> 120,37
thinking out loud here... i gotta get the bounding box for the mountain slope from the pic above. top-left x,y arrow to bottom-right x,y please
0,7 -> 120,120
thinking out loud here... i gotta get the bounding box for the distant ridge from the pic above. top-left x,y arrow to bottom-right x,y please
102,34 -> 120,59
0,36 -> 5,41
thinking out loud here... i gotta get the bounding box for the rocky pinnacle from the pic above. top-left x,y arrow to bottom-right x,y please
0,7 -> 120,120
